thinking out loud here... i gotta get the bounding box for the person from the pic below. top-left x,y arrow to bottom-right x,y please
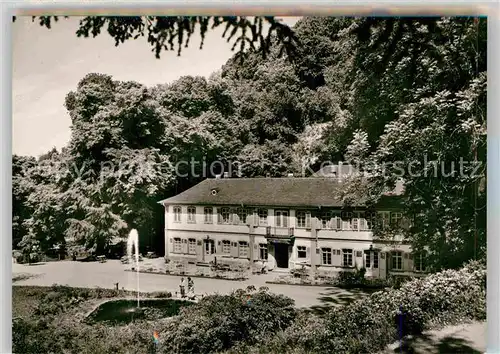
187,277 -> 194,295
261,260 -> 267,274
179,277 -> 186,298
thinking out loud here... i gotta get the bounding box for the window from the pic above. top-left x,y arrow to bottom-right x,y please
236,208 -> 248,224
342,249 -> 354,267
239,241 -> 249,258
296,211 -> 311,228
219,207 -> 231,224
380,212 -> 390,229
297,246 -> 307,258
188,238 -> 197,254
173,238 -> 182,253
391,212 -> 403,227
221,240 -> 231,254
258,209 -> 268,226
187,206 -> 196,223
173,206 -> 182,223
275,210 -> 289,227
365,212 -> 377,230
352,215 -> 359,231
321,248 -> 332,265
414,252 -> 426,272
332,213 -> 342,230
259,243 -> 268,260
392,251 -> 403,270
317,211 -> 331,229
204,207 -> 213,224
341,212 -> 353,230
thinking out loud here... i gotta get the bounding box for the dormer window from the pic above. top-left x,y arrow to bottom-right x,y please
211,189 -> 218,196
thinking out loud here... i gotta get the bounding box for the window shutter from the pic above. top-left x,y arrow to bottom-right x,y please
233,214 -> 239,225
231,242 -> 239,257
216,208 -> 221,223
359,218 -> 366,230
328,218 -> 334,230
305,213 -> 311,229
283,214 -> 288,228
336,217 -> 342,230
306,247 -> 311,258
182,239 -> 188,254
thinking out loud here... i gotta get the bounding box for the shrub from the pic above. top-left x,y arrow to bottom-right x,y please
240,261 -> 486,354
157,288 -> 297,354
332,269 -> 389,289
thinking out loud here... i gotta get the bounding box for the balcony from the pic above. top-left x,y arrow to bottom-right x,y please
265,227 -> 294,242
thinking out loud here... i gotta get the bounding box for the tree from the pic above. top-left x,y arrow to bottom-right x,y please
16,16 -> 299,61
11,16 -> 486,270
12,155 -> 37,248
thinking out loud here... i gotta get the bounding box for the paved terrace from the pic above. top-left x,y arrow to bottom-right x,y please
12,260 -> 367,309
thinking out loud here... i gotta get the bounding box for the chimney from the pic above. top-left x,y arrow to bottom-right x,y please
223,172 -> 229,178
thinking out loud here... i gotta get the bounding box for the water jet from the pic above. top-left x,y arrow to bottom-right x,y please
127,228 -> 140,308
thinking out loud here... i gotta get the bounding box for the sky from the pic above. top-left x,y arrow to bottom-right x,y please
12,16 -> 300,158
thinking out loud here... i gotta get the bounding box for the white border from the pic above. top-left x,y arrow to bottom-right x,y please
3,2 -> 498,353
487,7 -> 499,354
1,2 -> 13,353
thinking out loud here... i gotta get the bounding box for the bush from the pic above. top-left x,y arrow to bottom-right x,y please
13,262 -> 486,354
157,288 -> 297,354
332,268 -> 389,289
240,261 -> 486,354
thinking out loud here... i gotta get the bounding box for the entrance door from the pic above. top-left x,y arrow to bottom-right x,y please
203,239 -> 215,263
364,250 -> 380,278
274,243 -> 289,268
205,239 -> 215,255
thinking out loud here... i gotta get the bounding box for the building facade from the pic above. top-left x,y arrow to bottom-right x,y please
159,174 -> 426,279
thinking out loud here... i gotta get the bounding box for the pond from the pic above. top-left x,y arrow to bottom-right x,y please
86,299 -> 194,325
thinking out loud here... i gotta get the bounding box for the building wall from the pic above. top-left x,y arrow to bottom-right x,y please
163,204 -> 424,277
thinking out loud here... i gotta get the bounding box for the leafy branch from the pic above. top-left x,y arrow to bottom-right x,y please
13,15 -> 299,60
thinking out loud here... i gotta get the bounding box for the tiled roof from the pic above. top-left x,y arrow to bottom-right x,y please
159,177 -> 402,208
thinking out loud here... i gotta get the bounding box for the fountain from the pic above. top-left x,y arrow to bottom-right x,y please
84,228 -> 194,325
127,228 -> 140,308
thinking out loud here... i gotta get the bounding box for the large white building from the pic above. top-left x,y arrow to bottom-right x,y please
159,170 -> 426,279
